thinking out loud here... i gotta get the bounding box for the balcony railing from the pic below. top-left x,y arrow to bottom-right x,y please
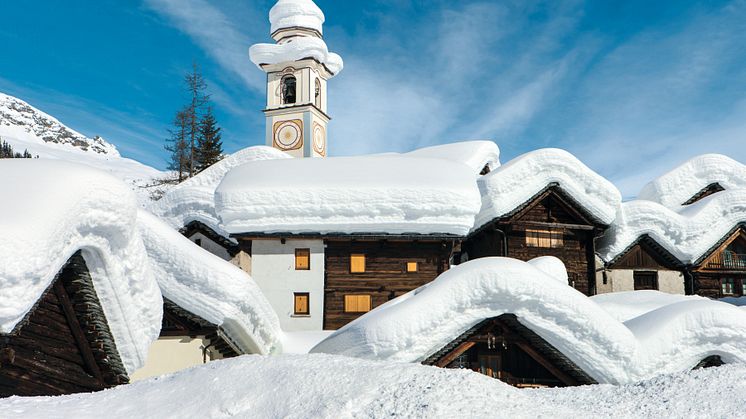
706,252 -> 746,270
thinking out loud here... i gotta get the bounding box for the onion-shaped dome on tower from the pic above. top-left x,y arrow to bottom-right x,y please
270,0 -> 325,37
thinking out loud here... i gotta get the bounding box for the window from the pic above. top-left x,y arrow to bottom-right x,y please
282,75 -> 297,104
722,278 -> 735,296
315,78 -> 321,108
294,293 -> 310,315
406,261 -> 419,273
295,248 -> 310,270
344,295 -> 372,313
634,271 -> 658,290
194,238 -> 202,247
350,254 -> 366,273
526,229 -> 563,248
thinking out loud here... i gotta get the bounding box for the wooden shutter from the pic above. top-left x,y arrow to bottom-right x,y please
344,295 -> 372,313
295,249 -> 310,270
633,272 -> 658,291
406,262 -> 418,273
526,229 -> 563,248
350,254 -> 366,273
294,293 -> 310,315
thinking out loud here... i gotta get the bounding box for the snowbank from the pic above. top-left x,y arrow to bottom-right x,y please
591,291 -> 707,322
250,37 -> 344,76
597,190 -> 746,263
137,211 -> 283,355
148,146 -> 290,236
474,149 -> 621,230
403,140 -> 501,175
312,257 -> 746,384
215,156 -> 482,236
270,0 -> 325,35
638,154 -> 746,208
2,354 -> 745,418
0,160 -> 162,373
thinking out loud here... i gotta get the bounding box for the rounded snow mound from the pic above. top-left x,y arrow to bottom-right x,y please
403,140 -> 501,175
638,154 -> 746,208
311,257 -> 746,384
270,0 -> 325,35
250,37 -> 344,76
0,160 -> 162,373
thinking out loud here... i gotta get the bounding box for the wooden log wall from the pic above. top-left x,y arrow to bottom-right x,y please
324,239 -> 454,330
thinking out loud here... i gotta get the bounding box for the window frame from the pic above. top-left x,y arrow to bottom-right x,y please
406,261 -> 419,273
350,254 -> 366,274
525,229 -> 564,249
344,295 -> 372,313
295,248 -> 311,271
633,271 -> 659,291
293,292 -> 310,316
722,278 -> 736,296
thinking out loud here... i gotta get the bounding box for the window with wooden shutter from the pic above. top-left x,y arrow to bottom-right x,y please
350,254 -> 366,273
722,278 -> 735,296
525,229 -> 563,248
634,271 -> 659,291
406,262 -> 418,273
344,295 -> 372,313
295,249 -> 310,270
294,293 -> 310,315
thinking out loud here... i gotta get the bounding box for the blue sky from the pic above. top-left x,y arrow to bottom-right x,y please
1,0 -> 745,197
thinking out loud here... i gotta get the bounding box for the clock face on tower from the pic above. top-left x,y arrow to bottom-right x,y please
312,122 -> 326,156
273,120 -> 303,151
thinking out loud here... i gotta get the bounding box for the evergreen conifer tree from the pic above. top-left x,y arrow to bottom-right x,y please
196,106 -> 223,171
165,109 -> 191,182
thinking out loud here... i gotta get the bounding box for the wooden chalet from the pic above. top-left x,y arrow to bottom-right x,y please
690,224 -> 746,298
0,252 -> 128,397
463,184 -> 609,296
422,314 -> 597,388
160,299 -> 240,360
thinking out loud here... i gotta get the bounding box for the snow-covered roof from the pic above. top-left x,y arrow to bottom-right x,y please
0,160 -> 162,374
148,146 -> 290,238
403,140 -> 501,175
474,149 -> 621,230
137,211 -> 283,355
269,0 -> 325,35
311,257 -> 746,384
250,37 -> 344,76
215,156 -> 483,236
591,291 -> 707,322
597,190 -> 746,264
638,154 -> 746,208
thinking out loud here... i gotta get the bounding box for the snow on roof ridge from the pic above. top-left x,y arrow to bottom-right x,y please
638,153 -> 746,208
269,0 -> 325,35
137,211 -> 283,355
250,37 -> 344,76
597,189 -> 746,263
403,140 -> 501,175
311,257 -> 746,384
0,160 -> 162,373
215,155 -> 483,236
474,148 -> 621,230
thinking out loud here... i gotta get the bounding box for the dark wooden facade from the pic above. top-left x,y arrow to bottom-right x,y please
161,299 -> 239,359
423,314 -> 596,388
601,235 -> 685,291
691,225 -> 746,298
463,185 -> 607,296
323,238 -> 455,329
0,252 -> 128,398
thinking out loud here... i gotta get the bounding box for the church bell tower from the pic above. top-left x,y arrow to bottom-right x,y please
249,0 -> 344,158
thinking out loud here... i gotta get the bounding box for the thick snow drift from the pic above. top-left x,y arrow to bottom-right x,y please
0,160 -> 162,373
474,149 -> 621,230
638,154 -> 746,208
148,146 -> 290,236
2,355 -> 745,418
215,156 -> 482,236
250,37 -> 344,76
591,291 -> 707,322
312,257 -> 746,384
403,140 -> 501,175
597,190 -> 746,263
137,211 -> 283,355
269,0 -> 325,35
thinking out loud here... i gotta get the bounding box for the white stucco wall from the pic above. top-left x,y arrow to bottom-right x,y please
188,232 -> 231,261
596,269 -> 685,295
251,239 -> 325,331
130,337 -> 207,382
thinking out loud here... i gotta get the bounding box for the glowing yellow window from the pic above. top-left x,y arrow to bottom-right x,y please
344,295 -> 372,313
295,249 -> 310,270
350,254 -> 366,273
406,262 -> 419,273
294,293 -> 309,315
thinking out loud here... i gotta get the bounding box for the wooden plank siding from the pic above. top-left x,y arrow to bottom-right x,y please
324,239 -> 455,330
0,252 -> 128,398
463,188 -> 604,296
691,226 -> 746,297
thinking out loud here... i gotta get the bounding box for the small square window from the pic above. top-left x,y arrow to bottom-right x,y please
722,279 -> 735,296
294,293 -> 310,315
344,295 -> 372,313
350,254 -> 366,273
406,262 -> 418,273
295,249 -> 310,270
634,271 -> 658,291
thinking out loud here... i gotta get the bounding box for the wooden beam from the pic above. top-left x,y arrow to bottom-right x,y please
511,221 -> 595,231
514,342 -> 578,387
435,342 -> 476,368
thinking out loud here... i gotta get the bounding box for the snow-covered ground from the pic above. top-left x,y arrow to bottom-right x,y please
0,92 -> 169,203
1,354 -> 744,418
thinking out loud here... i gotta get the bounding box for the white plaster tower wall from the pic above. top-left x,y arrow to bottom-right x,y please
250,0 -> 343,158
